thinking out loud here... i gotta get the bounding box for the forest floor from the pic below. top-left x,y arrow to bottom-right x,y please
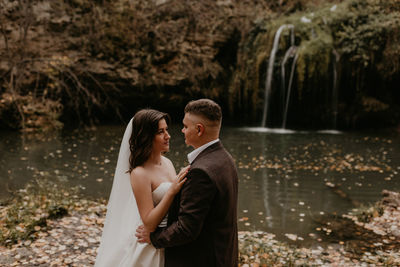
1,191 -> 400,267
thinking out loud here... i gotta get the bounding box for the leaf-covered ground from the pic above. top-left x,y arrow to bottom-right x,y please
1,182 -> 399,266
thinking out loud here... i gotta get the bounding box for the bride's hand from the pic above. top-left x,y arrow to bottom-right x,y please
135,225 -> 151,244
168,165 -> 190,195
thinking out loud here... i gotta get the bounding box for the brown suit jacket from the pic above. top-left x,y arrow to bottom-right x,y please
150,141 -> 239,267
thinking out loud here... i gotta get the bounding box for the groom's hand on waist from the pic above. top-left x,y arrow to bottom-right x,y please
135,225 -> 151,244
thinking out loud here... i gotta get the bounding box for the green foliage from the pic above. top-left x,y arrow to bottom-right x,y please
233,0 -> 400,120
332,0 -> 394,66
296,30 -> 333,96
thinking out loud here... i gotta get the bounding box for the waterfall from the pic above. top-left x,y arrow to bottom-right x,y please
261,24 -> 294,128
331,49 -> 340,129
260,24 -> 340,130
280,47 -> 294,112
282,50 -> 299,129
280,30 -> 296,109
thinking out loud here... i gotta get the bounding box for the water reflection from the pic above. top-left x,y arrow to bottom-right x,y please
1,125 -> 399,244
224,127 -> 400,243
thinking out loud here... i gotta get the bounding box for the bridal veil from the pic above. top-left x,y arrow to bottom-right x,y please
94,118 -> 140,266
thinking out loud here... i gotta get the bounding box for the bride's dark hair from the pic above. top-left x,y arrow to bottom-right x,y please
128,109 -> 170,172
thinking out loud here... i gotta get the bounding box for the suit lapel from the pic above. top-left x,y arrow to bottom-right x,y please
167,141 -> 222,225
191,141 -> 222,165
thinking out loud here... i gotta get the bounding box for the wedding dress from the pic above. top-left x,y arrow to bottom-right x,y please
117,182 -> 170,267
95,118 -> 170,267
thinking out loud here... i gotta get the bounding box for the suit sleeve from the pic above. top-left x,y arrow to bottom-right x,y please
150,168 -> 216,248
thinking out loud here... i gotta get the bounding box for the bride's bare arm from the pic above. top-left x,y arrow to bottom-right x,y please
130,167 -> 188,232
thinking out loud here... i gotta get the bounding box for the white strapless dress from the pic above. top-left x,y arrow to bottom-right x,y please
116,182 -> 171,267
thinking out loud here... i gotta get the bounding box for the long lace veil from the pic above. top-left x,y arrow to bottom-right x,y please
95,118 -> 140,266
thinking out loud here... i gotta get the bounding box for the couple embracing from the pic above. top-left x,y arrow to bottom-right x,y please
95,99 -> 239,267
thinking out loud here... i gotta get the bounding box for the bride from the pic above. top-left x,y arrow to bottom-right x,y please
95,109 -> 189,267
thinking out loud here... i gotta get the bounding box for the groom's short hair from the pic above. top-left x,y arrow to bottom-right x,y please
184,99 -> 222,122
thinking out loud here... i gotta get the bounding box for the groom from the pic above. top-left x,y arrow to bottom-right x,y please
136,99 -> 239,266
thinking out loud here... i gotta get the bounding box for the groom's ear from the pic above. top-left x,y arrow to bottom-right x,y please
196,123 -> 204,136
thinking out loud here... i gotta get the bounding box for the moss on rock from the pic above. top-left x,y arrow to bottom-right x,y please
232,0 -> 400,128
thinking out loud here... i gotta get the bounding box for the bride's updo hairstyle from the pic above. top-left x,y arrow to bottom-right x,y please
128,109 -> 170,172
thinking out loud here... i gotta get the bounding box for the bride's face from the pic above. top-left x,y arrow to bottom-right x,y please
153,119 -> 170,153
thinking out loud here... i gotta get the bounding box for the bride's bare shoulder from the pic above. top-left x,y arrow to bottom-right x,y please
130,166 -> 149,183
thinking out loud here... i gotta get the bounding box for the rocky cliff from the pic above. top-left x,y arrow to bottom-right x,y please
0,0 -> 399,131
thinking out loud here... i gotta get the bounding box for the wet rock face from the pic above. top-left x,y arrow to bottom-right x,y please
233,0 -> 400,129
1,0 -> 271,128
0,93 -> 63,131
1,0 -> 400,130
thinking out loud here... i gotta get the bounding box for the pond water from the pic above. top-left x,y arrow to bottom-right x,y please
1,124 -> 399,245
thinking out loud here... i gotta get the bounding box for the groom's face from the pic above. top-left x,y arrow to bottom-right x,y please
182,113 -> 201,149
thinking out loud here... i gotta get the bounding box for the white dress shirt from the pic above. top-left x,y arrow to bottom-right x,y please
187,139 -> 220,164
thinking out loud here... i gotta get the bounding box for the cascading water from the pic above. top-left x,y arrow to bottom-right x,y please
261,24 -> 294,128
282,50 -> 299,129
280,25 -> 297,129
261,24 -> 339,130
331,49 -> 340,129
281,46 -> 296,108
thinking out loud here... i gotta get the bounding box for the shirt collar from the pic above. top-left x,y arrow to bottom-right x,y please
187,139 -> 220,164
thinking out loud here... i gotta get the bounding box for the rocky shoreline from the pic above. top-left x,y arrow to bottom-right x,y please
1,190 -> 399,266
